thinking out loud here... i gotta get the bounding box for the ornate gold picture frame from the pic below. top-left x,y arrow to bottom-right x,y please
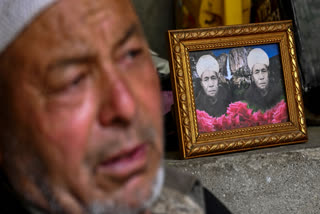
168,20 -> 307,159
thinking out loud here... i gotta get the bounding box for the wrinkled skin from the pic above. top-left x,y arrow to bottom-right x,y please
0,0 -> 163,213
200,70 -> 219,98
251,63 -> 269,92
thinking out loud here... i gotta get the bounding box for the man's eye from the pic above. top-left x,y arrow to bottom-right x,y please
54,72 -> 88,94
125,49 -> 142,60
72,72 -> 87,86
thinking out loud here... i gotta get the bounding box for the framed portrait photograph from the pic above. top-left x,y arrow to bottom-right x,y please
168,20 -> 307,159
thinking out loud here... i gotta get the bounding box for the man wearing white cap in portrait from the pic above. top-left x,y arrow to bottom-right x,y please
0,0 -> 232,213
244,48 -> 285,111
194,54 -> 231,117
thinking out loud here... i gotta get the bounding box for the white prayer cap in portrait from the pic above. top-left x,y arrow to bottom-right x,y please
196,54 -> 219,78
0,0 -> 57,54
247,48 -> 270,70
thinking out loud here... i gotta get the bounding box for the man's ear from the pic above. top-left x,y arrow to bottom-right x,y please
200,79 -> 204,88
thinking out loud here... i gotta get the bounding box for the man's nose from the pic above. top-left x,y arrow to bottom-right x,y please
208,80 -> 215,86
98,70 -> 136,127
258,73 -> 264,79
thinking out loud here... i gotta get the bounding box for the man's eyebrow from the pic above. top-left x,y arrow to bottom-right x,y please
47,55 -> 95,71
47,24 -> 141,71
114,23 -> 141,48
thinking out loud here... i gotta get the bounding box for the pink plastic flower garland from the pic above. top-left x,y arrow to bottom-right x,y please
197,100 -> 288,133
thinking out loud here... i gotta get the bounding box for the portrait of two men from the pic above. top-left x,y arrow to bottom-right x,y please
191,44 -> 288,132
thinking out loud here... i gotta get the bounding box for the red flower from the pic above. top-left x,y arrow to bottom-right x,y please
196,100 -> 288,133
211,117 -> 221,131
227,101 -> 252,122
263,108 -> 275,124
227,101 -> 247,117
252,110 -> 266,126
216,114 -> 233,130
272,100 -> 288,123
227,101 -> 254,128
196,110 -> 216,133
230,115 -> 240,129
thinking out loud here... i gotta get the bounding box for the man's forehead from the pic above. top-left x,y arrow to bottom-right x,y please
0,0 -> 142,79
79,0 -> 120,24
203,70 -> 218,76
0,0 -> 136,52
44,0 -> 135,28
253,63 -> 268,70
40,0 -> 141,55
21,0 -> 137,49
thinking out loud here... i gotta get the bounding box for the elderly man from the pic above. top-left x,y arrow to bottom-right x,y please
0,0 -> 230,213
244,48 -> 284,112
195,54 -> 230,117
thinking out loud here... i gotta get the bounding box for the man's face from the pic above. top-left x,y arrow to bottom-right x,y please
0,0 -> 163,213
200,70 -> 219,97
252,63 -> 269,90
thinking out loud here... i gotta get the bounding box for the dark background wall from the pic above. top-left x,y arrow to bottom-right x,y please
291,0 -> 320,90
132,0 -> 175,59
132,0 -> 320,92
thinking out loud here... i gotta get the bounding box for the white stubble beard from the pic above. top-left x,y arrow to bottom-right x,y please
87,165 -> 165,214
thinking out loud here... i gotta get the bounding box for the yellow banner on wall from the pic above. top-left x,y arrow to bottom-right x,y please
175,0 -> 251,29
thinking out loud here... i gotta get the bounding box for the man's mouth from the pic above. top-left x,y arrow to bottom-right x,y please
97,144 -> 148,180
259,83 -> 267,87
208,90 -> 217,95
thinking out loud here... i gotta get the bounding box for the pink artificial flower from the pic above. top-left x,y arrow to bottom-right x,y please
211,117 -> 221,131
263,108 -> 276,124
227,101 -> 252,122
252,110 -> 268,126
216,114 -> 233,130
196,100 -> 288,133
196,110 -> 215,133
227,101 -> 255,128
227,101 -> 247,118
230,114 -> 240,129
272,100 -> 288,123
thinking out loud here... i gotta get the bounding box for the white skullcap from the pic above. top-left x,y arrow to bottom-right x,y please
196,54 -> 219,78
247,48 -> 269,70
0,0 -> 58,54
